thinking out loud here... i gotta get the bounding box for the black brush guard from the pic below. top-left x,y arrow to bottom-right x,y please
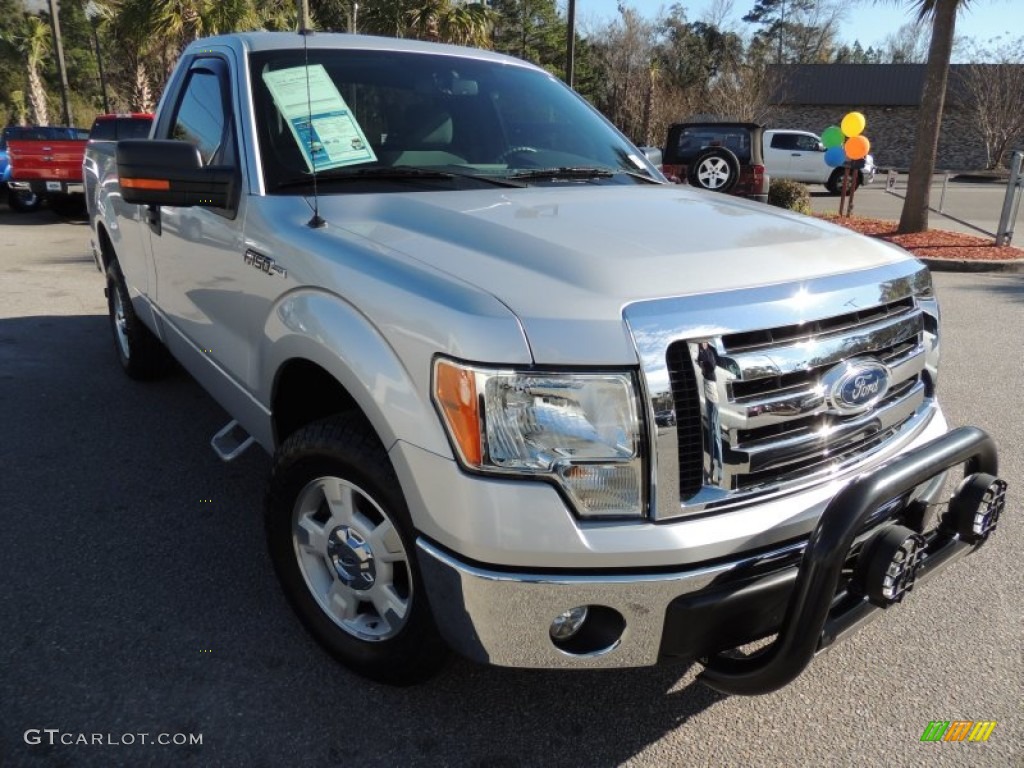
699,426 -> 1004,696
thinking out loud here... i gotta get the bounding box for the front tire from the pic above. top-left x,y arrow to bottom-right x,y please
826,169 -> 863,196
105,260 -> 171,380
265,414 -> 448,685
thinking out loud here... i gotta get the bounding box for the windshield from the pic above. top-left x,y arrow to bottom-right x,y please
249,48 -> 658,192
1,126 -> 88,148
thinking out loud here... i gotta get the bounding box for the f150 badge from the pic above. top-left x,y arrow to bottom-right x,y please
244,249 -> 286,277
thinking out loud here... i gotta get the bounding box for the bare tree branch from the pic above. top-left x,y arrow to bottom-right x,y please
955,39 -> 1024,168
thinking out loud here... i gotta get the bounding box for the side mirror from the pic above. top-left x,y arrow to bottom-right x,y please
817,142 -> 826,152
117,139 -> 235,208
639,146 -> 663,166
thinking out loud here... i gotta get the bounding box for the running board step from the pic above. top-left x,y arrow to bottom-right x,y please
211,420 -> 256,462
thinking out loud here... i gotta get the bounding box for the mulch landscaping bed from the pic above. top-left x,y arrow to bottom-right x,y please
815,213 -> 1024,261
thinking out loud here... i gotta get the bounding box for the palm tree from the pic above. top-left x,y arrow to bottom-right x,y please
107,0 -> 158,111
108,0 -> 266,105
897,0 -> 969,234
148,0 -> 262,48
8,15 -> 52,125
360,0 -> 412,38
408,0 -> 495,47
363,0 -> 495,46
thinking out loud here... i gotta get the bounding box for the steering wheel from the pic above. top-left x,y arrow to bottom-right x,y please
497,146 -> 540,164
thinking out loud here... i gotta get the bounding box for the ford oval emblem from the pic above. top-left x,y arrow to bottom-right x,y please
822,359 -> 891,414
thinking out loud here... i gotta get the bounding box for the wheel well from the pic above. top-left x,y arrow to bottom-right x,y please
272,359 -> 361,445
96,224 -> 114,271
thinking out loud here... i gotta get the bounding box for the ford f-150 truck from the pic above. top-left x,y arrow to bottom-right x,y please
8,125 -> 89,214
89,32 -> 1007,692
83,113 -> 154,223
2,126 -> 40,211
763,128 -> 877,195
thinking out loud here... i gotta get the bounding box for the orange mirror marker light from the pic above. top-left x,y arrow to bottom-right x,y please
434,360 -> 482,466
121,177 -> 170,190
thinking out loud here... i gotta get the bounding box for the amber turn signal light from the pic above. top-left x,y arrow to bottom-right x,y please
434,360 -> 482,466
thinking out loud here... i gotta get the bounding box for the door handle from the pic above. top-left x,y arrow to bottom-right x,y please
791,153 -> 802,156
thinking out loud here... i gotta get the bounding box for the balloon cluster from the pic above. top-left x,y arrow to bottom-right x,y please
822,112 -> 870,168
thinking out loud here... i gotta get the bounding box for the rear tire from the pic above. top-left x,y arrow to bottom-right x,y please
105,260 -> 171,380
7,187 -> 41,212
265,413 -> 449,685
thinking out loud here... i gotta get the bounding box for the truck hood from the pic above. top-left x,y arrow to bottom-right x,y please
316,185 -> 916,364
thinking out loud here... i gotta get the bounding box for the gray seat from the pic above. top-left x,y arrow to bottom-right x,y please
390,103 -> 465,167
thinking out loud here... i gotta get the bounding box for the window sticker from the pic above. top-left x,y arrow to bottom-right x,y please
262,64 -> 376,171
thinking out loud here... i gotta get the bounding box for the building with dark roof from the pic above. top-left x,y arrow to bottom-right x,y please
768,64 -> 1021,170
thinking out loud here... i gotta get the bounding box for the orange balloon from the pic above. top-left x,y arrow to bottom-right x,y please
845,135 -> 871,160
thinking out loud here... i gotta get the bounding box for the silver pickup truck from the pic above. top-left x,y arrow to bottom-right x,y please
89,32 -> 1006,693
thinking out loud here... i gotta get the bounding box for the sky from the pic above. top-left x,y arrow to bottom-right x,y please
572,0 -> 1024,55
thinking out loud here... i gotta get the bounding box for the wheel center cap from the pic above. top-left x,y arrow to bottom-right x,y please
326,526 -> 376,590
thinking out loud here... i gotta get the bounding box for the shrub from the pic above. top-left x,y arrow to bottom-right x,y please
768,179 -> 812,215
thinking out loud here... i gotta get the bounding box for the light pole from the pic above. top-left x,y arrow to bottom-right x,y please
47,0 -> 73,126
565,0 -> 576,87
298,0 -> 312,33
85,2 -> 110,114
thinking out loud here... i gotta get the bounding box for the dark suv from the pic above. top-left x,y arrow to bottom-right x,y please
662,122 -> 768,203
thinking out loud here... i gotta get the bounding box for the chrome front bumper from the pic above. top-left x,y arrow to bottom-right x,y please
417,428 -> 1003,680
416,536 -> 805,669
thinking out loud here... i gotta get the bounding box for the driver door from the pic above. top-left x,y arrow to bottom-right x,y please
147,55 -> 251,389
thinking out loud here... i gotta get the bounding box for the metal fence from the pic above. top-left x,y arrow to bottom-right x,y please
884,151 -> 1024,245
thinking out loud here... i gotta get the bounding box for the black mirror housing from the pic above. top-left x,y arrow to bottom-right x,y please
117,139 -> 235,208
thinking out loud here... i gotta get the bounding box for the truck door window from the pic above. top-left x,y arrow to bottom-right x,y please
770,133 -> 797,150
794,134 -> 820,152
171,69 -> 232,166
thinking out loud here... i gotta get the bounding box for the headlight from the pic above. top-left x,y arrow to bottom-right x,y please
432,359 -> 645,518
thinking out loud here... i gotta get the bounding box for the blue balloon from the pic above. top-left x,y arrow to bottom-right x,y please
824,146 -> 847,168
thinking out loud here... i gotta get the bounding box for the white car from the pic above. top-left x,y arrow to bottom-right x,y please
764,128 -> 876,195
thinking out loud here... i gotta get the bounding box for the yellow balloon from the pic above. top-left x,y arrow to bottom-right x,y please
845,135 -> 871,160
841,111 -> 866,137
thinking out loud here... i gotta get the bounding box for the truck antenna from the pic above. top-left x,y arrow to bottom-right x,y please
300,6 -> 325,228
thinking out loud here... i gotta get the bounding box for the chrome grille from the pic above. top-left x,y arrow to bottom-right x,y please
673,297 -> 928,497
623,262 -> 940,520
666,343 -> 704,498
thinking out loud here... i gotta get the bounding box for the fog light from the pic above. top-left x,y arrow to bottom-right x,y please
550,606 -> 589,641
946,473 -> 1007,545
853,525 -> 926,607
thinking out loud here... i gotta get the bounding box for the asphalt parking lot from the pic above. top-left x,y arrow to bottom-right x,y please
1,205 -> 1021,767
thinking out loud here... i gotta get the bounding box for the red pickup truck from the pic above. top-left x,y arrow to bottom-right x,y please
7,125 -> 89,214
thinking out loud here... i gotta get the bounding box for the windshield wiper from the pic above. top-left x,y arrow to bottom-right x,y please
276,166 -> 454,189
276,165 -> 526,189
508,167 -> 616,181
508,167 -> 665,184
